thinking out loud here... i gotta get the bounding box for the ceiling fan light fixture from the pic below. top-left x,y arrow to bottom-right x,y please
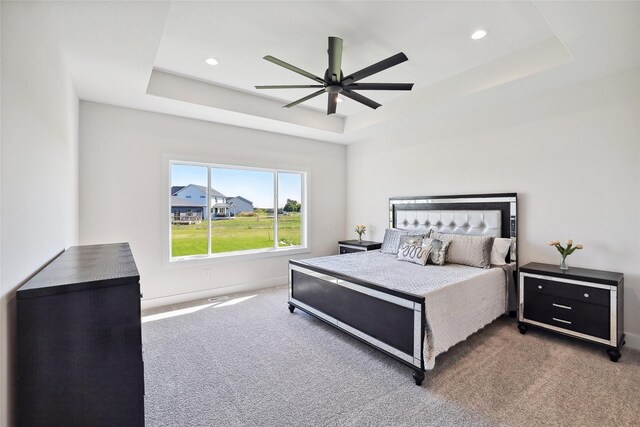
204,57 -> 219,66
471,29 -> 488,40
255,37 -> 413,114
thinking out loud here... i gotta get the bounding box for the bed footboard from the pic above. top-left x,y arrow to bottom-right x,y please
288,260 -> 426,385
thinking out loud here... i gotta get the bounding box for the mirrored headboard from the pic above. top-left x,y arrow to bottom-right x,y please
389,193 -> 518,264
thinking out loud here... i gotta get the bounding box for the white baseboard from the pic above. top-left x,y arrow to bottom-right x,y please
141,275 -> 288,310
624,331 -> 640,351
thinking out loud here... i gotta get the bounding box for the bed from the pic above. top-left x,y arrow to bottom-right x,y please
287,193 -> 518,385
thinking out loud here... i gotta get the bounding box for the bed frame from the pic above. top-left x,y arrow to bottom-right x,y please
288,193 -> 518,385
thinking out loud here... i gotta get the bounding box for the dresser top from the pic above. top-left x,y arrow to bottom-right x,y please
520,262 -> 623,286
17,243 -> 139,299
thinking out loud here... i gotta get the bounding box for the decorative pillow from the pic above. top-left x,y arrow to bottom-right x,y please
397,243 -> 431,266
431,232 -> 495,269
407,229 -> 432,238
380,229 -> 409,254
398,234 -> 424,249
422,238 -> 449,266
491,238 -> 512,266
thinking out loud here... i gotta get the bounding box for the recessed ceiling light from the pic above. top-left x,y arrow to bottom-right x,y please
204,57 -> 219,66
471,29 -> 488,40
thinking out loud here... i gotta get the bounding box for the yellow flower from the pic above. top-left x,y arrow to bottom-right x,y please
576,244 -> 583,249
567,239 -> 573,246
547,241 -> 554,246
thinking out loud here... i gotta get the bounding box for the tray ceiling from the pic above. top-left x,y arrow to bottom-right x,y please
43,1 -> 640,143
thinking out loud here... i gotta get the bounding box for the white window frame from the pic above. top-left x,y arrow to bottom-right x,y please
166,158 -> 309,265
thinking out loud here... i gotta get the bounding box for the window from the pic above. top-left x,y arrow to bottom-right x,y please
169,161 -> 306,260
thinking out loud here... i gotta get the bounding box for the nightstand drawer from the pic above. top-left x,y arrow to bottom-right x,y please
339,246 -> 364,254
523,276 -> 610,307
523,292 -> 610,340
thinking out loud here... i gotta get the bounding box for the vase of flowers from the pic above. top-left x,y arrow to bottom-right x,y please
547,240 -> 583,270
355,224 -> 366,242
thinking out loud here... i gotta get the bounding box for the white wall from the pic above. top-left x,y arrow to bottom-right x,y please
0,2 -> 79,425
79,102 -> 346,307
346,69 -> 640,348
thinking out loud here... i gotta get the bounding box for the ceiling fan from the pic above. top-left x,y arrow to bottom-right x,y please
255,36 -> 413,115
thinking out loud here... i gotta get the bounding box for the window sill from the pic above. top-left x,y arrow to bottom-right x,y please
165,246 -> 310,268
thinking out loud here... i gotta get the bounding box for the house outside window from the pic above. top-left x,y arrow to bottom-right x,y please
169,161 -> 306,260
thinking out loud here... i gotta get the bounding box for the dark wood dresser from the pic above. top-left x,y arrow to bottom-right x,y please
518,262 -> 624,361
17,242 -> 144,427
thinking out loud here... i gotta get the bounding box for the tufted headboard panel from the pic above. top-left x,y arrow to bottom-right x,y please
394,210 -> 501,237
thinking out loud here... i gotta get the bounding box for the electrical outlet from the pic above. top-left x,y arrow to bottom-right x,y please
204,269 -> 210,279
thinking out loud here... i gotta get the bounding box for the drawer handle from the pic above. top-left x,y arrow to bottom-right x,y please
552,303 -> 572,310
552,317 -> 572,325
537,285 -> 543,290
584,293 -> 589,298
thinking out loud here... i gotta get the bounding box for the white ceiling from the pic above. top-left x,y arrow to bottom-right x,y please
44,1 -> 640,144
154,1 -> 555,115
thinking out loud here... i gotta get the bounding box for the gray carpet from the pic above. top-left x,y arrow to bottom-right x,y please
142,286 -> 640,427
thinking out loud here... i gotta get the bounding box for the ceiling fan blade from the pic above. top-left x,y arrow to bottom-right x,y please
283,89 -> 326,108
327,37 -> 343,83
255,85 -> 324,89
341,89 -> 381,110
327,93 -> 338,115
342,52 -> 408,85
344,83 -> 413,91
263,55 -> 326,84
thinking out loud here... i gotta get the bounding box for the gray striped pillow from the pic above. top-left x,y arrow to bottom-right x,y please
380,229 -> 408,254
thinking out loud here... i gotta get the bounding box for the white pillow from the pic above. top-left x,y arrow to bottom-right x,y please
491,238 -> 512,266
397,242 -> 431,266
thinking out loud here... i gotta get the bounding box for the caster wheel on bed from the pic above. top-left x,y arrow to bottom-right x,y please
288,303 -> 295,313
517,322 -> 528,335
412,370 -> 425,386
607,348 -> 621,363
